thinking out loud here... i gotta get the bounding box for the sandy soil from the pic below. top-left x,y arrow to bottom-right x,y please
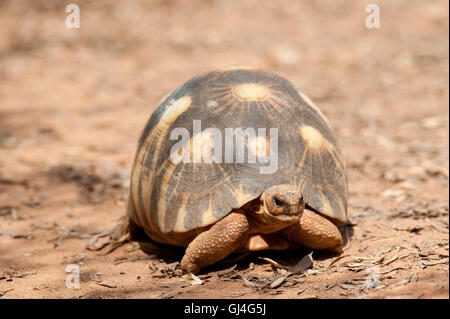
0,0 -> 448,299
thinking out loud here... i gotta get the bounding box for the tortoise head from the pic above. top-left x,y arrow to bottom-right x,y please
257,184 -> 305,229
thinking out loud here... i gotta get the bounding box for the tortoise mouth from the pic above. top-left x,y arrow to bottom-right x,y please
266,210 -> 302,223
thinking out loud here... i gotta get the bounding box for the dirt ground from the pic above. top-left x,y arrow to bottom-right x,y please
0,0 -> 448,299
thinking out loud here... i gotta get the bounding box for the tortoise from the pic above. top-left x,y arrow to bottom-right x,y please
127,67 -> 348,274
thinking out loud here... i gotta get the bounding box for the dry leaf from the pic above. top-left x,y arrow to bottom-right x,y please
1,270 -> 37,280
384,246 -> 400,266
226,292 -> 246,298
0,232 -> 33,240
213,264 -> 237,277
180,273 -> 203,286
99,233 -> 130,255
259,252 -> 313,274
95,281 -> 117,288
113,255 -> 155,265
241,275 -> 256,288
297,287 -> 307,294
288,253 -> 314,274
323,255 -> 347,271
339,283 -> 357,290
0,206 -> 14,217
270,275 -> 289,289
409,272 -> 419,283
162,291 -> 182,299
420,258 -> 449,267
258,257 -> 289,270
0,289 -> 14,297
379,265 -> 409,275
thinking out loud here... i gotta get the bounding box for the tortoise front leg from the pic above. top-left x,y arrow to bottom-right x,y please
282,208 -> 343,254
181,212 -> 250,274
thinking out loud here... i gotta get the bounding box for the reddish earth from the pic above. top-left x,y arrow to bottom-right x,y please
0,0 -> 448,299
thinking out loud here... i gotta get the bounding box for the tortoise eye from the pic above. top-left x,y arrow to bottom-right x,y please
273,197 -> 284,207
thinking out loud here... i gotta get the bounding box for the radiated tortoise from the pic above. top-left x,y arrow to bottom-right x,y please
127,67 -> 348,274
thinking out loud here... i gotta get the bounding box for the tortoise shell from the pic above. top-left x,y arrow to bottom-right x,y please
128,67 -> 347,245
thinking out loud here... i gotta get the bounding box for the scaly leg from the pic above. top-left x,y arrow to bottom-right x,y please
181,212 -> 250,274
282,209 -> 343,253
